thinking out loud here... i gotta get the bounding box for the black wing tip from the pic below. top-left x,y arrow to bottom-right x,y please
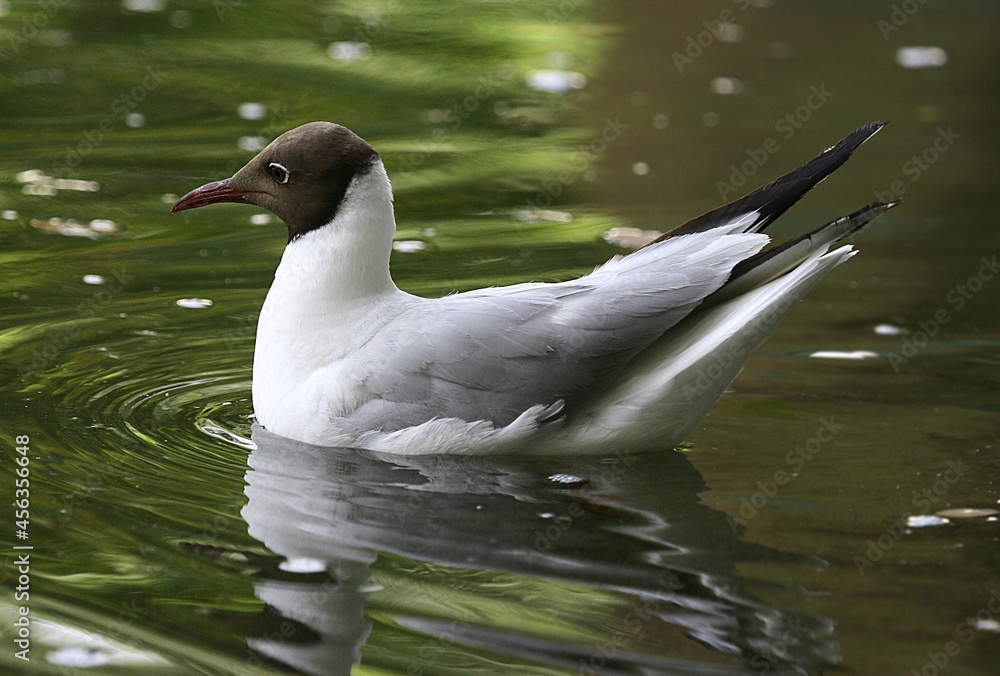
823,200 -> 899,246
827,120 -> 889,154
854,199 -> 901,217
656,120 -> 891,244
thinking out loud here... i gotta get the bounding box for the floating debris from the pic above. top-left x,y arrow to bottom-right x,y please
896,46 -> 948,69
17,169 -> 45,183
124,112 -> 145,128
250,213 -> 272,225
809,350 -> 879,360
30,217 -> 121,239
238,102 -> 267,120
22,184 -> 56,196
652,113 -> 669,129
161,193 -> 178,204
328,41 -> 371,62
973,618 -> 1000,633
176,298 -> 213,309
526,69 -> 587,94
936,508 -> 999,519
547,473 -> 589,489
2,210 -> 18,220
18,170 -> 100,194
906,514 -> 949,527
874,323 -> 903,336
89,219 -> 118,234
392,240 -> 426,253
513,209 -> 572,223
632,161 -> 650,176
47,647 -> 112,668
82,274 -> 105,285
602,227 -> 663,249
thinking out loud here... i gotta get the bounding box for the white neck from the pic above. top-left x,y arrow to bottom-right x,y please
252,160 -> 404,426
273,160 -> 398,310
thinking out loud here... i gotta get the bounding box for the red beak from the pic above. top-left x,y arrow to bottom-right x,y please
171,178 -> 254,213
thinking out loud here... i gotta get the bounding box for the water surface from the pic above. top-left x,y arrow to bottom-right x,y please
1,1 -> 998,674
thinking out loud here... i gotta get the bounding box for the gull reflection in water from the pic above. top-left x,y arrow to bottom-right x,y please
241,426 -> 839,675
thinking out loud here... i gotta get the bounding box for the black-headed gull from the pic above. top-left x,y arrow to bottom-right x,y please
173,121 -> 894,454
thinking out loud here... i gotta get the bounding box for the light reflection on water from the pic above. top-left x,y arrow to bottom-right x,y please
0,0 -> 998,674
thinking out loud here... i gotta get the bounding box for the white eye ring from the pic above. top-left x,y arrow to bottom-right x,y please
268,162 -> 289,184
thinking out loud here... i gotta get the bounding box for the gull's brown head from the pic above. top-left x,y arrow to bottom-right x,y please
172,122 -> 380,242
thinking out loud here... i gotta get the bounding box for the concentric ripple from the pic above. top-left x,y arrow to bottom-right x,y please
0,293 -> 259,493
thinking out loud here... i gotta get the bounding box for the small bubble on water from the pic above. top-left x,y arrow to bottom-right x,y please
710,77 -> 744,95
238,102 -> 267,121
238,136 -> 266,152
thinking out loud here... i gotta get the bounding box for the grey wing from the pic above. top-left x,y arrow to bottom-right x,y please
344,229 -> 769,432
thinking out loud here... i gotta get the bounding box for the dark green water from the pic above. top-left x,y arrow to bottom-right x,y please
1,1 -> 998,674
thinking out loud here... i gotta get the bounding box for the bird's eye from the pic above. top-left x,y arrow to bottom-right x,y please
268,162 -> 289,184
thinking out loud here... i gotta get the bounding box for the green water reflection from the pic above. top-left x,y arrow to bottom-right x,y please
0,1 -> 998,674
